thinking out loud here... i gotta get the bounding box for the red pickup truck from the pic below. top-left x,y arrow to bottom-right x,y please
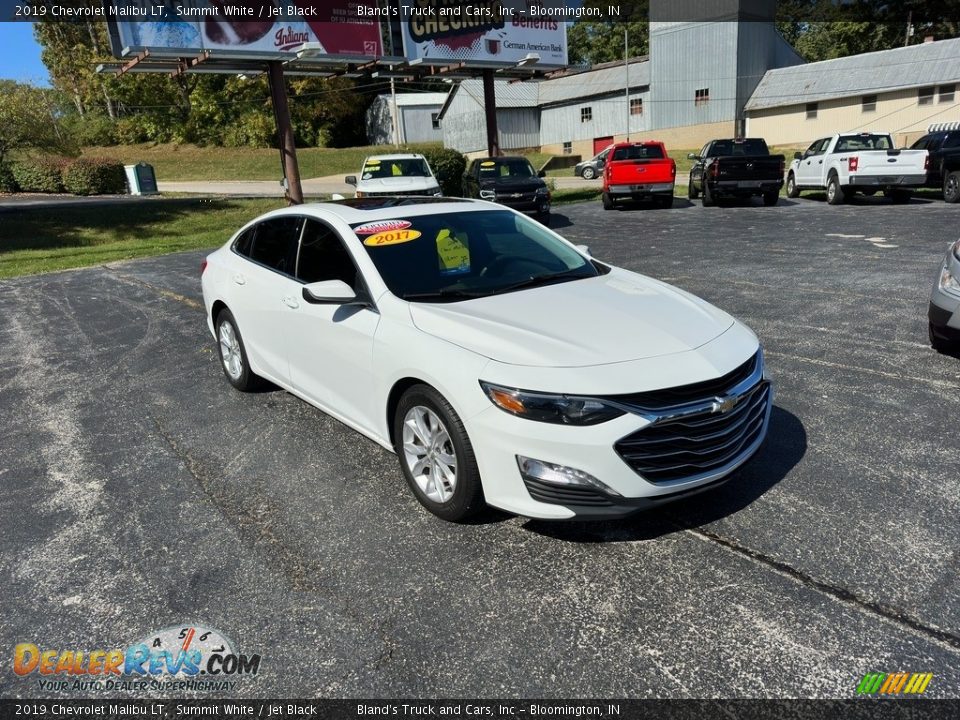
602,141 -> 676,209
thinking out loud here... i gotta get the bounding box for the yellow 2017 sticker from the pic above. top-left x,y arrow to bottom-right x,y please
480,161 -> 496,167
363,229 -> 422,247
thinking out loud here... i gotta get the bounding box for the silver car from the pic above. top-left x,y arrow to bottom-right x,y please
929,239 -> 960,352
574,146 -> 611,180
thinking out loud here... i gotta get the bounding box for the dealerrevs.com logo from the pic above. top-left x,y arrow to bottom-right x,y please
856,672 -> 934,695
13,624 -> 260,692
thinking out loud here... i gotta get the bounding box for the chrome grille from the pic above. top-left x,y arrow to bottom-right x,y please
612,352 -> 771,484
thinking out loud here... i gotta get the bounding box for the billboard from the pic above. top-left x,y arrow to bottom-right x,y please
400,0 -> 568,68
107,0 -> 382,59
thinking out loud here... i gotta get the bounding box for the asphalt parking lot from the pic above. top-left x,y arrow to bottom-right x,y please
1,192 -> 959,700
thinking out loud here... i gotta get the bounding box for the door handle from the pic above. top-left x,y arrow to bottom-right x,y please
233,273 -> 246,285
282,296 -> 300,309
818,160 -> 823,164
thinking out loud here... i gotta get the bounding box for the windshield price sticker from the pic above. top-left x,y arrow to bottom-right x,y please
354,219 -> 412,235
363,229 -> 422,247
436,229 -> 471,276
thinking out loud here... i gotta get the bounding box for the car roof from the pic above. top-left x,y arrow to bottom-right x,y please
255,197 -> 493,226
364,153 -> 424,161
474,156 -> 528,161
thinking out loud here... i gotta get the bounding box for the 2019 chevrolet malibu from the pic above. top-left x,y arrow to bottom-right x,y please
201,197 -> 771,522
929,238 -> 960,352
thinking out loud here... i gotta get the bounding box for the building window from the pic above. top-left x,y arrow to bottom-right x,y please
806,102 -> 818,119
580,106 -> 592,123
694,88 -> 710,107
562,142 -> 572,155
430,112 -> 440,129
630,97 -> 643,115
940,84 -> 956,103
919,86 -> 935,105
862,94 -> 877,112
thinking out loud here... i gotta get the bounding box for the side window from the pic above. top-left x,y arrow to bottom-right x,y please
944,134 -> 960,149
911,137 -> 929,150
249,217 -> 302,275
803,140 -> 820,156
297,219 -> 358,287
233,226 -> 255,257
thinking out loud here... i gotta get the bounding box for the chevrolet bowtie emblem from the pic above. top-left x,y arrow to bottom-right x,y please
711,395 -> 740,414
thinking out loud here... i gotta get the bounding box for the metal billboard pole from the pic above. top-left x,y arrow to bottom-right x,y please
267,61 -> 304,205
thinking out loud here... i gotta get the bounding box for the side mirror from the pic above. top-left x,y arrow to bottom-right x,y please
793,152 -> 803,160
576,244 -> 592,257
345,175 -> 357,186
538,170 -> 546,178
687,152 -> 699,160
302,279 -> 356,305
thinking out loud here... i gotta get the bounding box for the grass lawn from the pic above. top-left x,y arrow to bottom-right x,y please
79,142 -> 446,182
0,198 -> 283,278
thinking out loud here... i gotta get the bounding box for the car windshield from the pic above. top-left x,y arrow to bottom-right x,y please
354,210 -> 598,302
361,158 -> 431,179
835,134 -> 893,152
478,159 -> 536,179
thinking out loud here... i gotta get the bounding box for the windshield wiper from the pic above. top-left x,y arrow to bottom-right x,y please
492,269 -> 593,295
402,288 -> 488,302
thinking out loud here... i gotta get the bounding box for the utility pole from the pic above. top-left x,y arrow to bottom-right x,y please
482,69 -> 500,157
267,61 -> 303,205
904,11 -> 913,47
624,27 -> 630,141
390,75 -> 401,148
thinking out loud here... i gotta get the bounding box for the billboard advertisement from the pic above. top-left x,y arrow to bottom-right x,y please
107,0 -> 382,59
399,0 -> 568,68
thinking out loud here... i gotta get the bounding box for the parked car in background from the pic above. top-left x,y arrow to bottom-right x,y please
201,198 -> 770,522
910,129 -> 960,203
462,156 -> 551,223
687,138 -> 784,206
346,153 -> 442,198
575,145 -> 611,180
602,141 -> 676,209
929,238 -> 960,353
785,132 -> 928,205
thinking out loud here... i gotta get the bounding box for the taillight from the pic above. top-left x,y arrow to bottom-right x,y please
925,154 -> 930,170
779,158 -> 785,174
200,259 -> 208,275
848,156 -> 859,172
671,161 -> 676,178
710,163 -> 719,177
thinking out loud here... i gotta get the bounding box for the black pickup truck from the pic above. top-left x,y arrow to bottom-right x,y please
910,129 -> 960,202
687,138 -> 785,206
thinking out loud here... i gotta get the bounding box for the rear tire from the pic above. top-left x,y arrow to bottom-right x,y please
826,174 -> 845,205
701,183 -> 715,207
602,192 -> 614,210
393,385 -> 485,522
656,194 -> 674,209
890,189 -> 911,204
762,191 -> 779,206
786,172 -> 800,198
215,308 -> 262,392
581,166 -> 596,180
943,171 -> 960,203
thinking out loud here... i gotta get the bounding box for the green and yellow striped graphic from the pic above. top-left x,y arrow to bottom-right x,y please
857,672 -> 933,695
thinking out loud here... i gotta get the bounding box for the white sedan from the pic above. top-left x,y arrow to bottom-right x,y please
201,198 -> 771,521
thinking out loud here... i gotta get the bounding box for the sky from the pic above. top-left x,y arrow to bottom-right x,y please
0,23 -> 50,86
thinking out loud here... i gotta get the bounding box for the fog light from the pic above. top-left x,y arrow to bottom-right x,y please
516,455 -> 621,496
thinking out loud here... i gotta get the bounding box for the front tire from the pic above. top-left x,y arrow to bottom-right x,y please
536,211 -> 550,226
215,308 -> 262,392
826,174 -> 845,205
786,172 -> 800,198
929,322 -> 958,353
688,177 -> 700,199
581,166 -> 596,180
944,171 -> 960,203
394,385 -> 485,522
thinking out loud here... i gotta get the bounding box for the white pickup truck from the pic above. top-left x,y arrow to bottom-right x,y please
786,132 -> 929,205
345,153 -> 442,198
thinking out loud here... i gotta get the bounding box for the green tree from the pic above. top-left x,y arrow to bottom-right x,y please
567,21 -> 649,66
0,80 -> 71,163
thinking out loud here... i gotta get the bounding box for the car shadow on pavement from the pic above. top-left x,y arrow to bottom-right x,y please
520,405 -> 806,543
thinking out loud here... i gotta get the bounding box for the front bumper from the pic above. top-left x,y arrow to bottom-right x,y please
929,250 -> 960,340
467,341 -> 772,520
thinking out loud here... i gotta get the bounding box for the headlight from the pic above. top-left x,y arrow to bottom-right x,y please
479,189 -> 496,200
535,186 -> 549,196
480,382 -> 625,425
355,191 -> 365,198
940,266 -> 960,292
952,239 -> 960,263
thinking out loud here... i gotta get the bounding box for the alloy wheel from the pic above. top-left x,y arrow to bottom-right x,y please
402,405 -> 458,503
218,320 -> 243,381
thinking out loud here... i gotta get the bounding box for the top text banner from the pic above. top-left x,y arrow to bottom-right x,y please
396,0 -> 573,68
106,0 -> 383,59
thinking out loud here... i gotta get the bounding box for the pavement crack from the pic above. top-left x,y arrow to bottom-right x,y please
679,523 -> 960,654
103,266 -> 203,310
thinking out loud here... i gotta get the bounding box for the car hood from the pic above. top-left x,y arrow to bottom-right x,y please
408,268 -> 735,367
357,176 -> 438,192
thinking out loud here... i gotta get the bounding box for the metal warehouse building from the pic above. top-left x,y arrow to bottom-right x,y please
366,92 -> 448,146
437,0 -> 960,156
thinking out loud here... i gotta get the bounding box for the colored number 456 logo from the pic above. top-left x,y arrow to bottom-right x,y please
857,672 -> 933,695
